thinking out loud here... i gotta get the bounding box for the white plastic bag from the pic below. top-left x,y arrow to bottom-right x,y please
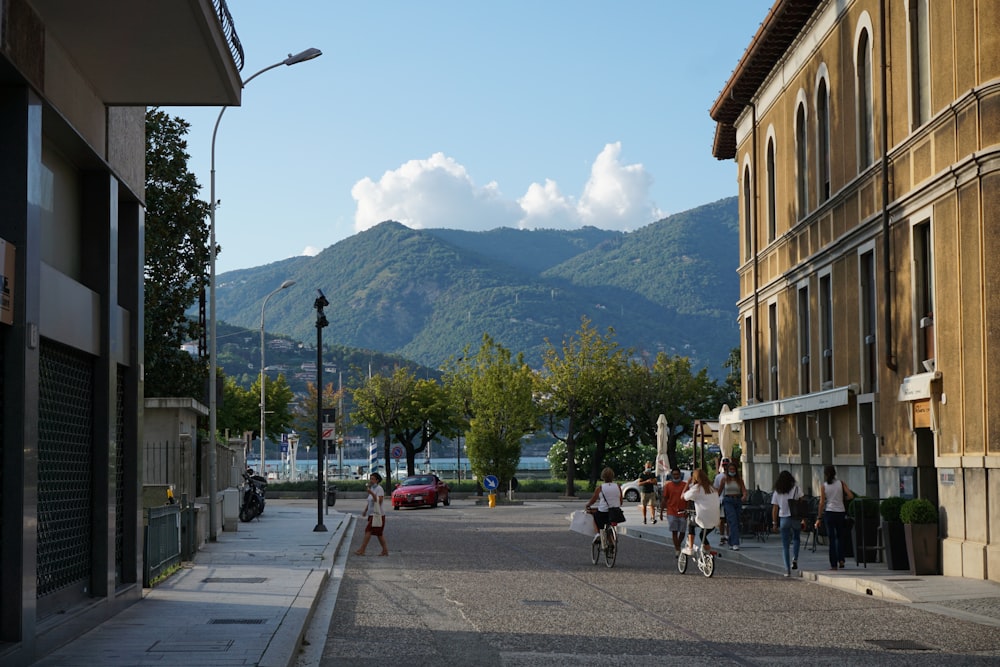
569,510 -> 598,536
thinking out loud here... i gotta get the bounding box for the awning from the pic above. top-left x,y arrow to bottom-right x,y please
721,384 -> 854,423
897,371 -> 942,401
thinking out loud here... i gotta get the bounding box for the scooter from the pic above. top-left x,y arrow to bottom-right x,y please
239,468 -> 267,522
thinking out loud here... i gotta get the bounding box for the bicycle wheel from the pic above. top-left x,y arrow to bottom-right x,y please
592,534 -> 602,565
604,528 -> 617,568
677,551 -> 689,573
701,552 -> 715,577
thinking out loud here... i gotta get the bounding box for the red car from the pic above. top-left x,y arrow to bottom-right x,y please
392,474 -> 451,509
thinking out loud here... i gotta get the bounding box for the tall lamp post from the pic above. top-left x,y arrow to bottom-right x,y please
260,279 -> 296,476
207,47 -> 322,540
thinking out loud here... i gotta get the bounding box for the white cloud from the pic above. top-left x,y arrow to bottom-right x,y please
351,143 -> 662,235
300,246 -> 321,257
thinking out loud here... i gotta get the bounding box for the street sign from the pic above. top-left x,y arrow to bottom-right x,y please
390,445 -> 404,459
483,475 -> 499,491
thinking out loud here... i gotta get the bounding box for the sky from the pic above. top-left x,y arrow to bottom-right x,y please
167,1 -> 775,275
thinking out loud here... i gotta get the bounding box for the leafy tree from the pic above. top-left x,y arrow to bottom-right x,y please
537,317 -> 625,495
253,373 -> 296,442
461,335 -> 538,490
350,367 -> 417,492
392,378 -> 460,476
144,109 -> 212,398
293,381 -> 343,452
217,377 -> 256,441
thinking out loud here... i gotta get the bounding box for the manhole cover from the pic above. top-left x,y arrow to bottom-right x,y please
202,577 -> 267,583
866,639 -> 935,651
522,600 -> 564,607
209,618 -> 267,624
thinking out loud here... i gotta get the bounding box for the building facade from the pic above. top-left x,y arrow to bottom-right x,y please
711,0 -> 1000,581
0,1 -> 241,663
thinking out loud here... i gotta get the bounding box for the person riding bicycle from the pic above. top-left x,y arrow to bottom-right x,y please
586,467 -> 623,548
681,468 -> 720,555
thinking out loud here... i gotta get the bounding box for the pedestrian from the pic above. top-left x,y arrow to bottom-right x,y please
771,470 -> 803,576
586,467 -> 623,549
354,472 -> 388,556
635,461 -> 658,524
713,456 -> 731,543
716,460 -> 747,551
681,468 -> 720,554
660,466 -> 689,557
816,465 -> 854,570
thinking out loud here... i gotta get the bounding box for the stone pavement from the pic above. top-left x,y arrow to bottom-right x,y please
29,497 -> 1000,666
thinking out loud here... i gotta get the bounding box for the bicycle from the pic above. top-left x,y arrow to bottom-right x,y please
589,510 -> 619,568
677,510 -> 717,577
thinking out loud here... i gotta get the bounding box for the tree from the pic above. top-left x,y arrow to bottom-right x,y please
537,317 -> 627,495
144,109 -> 212,398
293,381 -> 343,452
460,335 -> 538,490
217,377 -> 256,441
392,378 -> 460,476
350,367 -> 416,491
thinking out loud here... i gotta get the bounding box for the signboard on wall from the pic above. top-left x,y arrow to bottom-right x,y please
0,238 -> 14,326
913,398 -> 931,428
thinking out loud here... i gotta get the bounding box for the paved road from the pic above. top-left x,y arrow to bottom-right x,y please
298,499 -> 1000,666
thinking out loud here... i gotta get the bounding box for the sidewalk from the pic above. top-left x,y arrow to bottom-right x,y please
32,500 -> 354,667
30,498 -> 1000,666
618,502 -> 1000,627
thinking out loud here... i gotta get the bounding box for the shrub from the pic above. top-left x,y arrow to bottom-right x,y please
900,498 -> 938,524
879,496 -> 906,522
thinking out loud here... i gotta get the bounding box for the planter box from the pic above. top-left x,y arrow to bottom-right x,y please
904,522 -> 939,575
882,520 -> 910,570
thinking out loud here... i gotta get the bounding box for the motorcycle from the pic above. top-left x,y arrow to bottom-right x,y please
239,468 -> 267,522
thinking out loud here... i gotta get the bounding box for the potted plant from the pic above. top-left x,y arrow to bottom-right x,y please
848,496 -> 880,563
879,497 -> 909,570
900,498 -> 939,575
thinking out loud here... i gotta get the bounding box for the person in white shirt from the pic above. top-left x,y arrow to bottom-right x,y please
355,472 -> 388,556
816,465 -> 854,570
681,469 -> 721,554
770,470 -> 803,576
586,467 -> 623,549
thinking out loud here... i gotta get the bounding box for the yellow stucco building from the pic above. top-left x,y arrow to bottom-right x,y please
711,0 -> 1000,580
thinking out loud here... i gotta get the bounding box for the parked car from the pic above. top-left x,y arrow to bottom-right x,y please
621,478 -> 662,503
391,474 -> 451,509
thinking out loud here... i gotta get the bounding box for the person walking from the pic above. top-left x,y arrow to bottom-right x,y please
681,469 -> 720,554
355,472 -> 388,556
586,467 -> 623,549
717,460 -> 747,551
714,456 -> 731,544
816,465 -> 854,569
636,461 -> 658,524
771,470 -> 803,576
660,467 -> 689,557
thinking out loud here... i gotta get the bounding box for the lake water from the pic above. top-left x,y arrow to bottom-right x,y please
248,455 -> 551,481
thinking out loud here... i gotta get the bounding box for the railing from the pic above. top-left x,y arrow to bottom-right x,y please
144,505 -> 181,586
212,0 -> 245,72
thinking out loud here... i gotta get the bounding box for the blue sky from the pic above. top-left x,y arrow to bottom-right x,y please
168,1 -> 773,274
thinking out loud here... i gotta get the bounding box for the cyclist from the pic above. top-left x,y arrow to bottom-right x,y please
586,467 -> 623,549
681,468 -> 720,555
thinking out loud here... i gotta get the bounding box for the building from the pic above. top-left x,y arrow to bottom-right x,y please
711,0 -> 1000,581
0,1 -> 242,663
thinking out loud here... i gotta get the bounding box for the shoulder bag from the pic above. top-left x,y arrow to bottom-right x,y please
787,486 -> 808,520
602,486 -> 626,523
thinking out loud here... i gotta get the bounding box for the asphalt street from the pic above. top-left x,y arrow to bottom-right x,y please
297,498 -> 1000,666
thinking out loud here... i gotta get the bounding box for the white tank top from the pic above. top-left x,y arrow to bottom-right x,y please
823,480 -> 846,512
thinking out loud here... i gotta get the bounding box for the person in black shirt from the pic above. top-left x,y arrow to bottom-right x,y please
636,461 -> 658,524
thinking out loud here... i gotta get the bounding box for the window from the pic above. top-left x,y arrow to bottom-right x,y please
857,28 -> 874,169
798,285 -> 811,394
766,137 -> 776,242
769,302 -> 779,401
913,220 -> 935,369
860,250 -> 877,393
743,165 -> 753,261
908,0 -> 931,129
796,102 -> 808,219
817,77 -> 831,203
744,315 -> 755,402
820,273 -> 833,388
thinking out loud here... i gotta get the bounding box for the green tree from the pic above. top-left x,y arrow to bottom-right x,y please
461,335 -> 537,490
253,373 -> 296,442
144,109 -> 212,398
293,381 -> 343,452
393,378 -> 460,476
350,367 -> 416,491
217,377 -> 256,441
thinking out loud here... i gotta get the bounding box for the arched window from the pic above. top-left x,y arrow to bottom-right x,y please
816,77 -> 831,203
795,102 -> 808,219
857,27 -> 874,169
766,137 -> 776,242
743,165 -> 753,261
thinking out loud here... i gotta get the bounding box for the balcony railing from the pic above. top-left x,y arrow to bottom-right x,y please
213,0 -> 245,72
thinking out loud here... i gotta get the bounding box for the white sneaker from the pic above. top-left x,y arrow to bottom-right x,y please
730,545 -> 740,551
681,546 -> 694,555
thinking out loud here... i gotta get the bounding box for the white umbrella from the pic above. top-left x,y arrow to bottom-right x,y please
718,404 -> 734,459
655,414 -> 670,475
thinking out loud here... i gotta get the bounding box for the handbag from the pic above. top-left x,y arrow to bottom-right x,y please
570,510 -> 599,535
787,487 -> 808,520
371,512 -> 383,528
602,486 -> 626,524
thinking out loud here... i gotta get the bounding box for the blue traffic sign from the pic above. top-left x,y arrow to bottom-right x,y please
390,445 -> 404,459
483,475 -> 499,490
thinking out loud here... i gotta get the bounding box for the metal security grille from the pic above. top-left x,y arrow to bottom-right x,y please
115,365 -> 125,586
37,340 -> 94,598
0,327 -> 5,562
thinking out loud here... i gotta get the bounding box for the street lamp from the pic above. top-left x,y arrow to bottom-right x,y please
207,47 -> 322,540
260,279 -> 296,475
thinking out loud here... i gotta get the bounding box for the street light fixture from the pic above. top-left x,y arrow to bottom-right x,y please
207,47 -> 322,540
260,279 -> 296,476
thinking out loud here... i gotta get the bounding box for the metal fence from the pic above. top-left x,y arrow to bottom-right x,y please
143,504 -> 180,587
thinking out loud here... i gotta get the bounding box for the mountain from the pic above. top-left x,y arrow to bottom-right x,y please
210,197 -> 740,376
